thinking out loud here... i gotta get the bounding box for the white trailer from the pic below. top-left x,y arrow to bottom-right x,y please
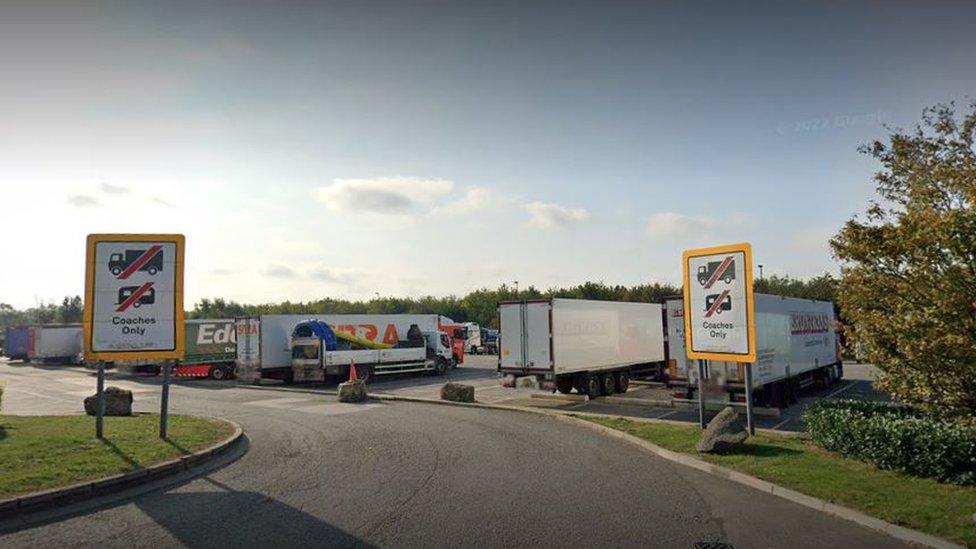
30,324 -> 83,363
664,293 -> 842,407
499,299 -> 665,398
236,313 -> 456,381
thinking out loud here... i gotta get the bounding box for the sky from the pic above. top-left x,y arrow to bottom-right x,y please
1,0 -> 974,309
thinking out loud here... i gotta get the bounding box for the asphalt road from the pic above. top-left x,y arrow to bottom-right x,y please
0,360 -> 903,548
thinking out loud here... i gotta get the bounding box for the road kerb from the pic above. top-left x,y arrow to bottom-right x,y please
0,418 -> 243,517
364,391 -> 961,549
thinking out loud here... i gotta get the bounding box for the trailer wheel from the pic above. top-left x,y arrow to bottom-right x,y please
600,374 -> 615,396
614,371 -> 630,394
585,375 -> 601,399
556,377 -> 574,394
210,366 -> 227,380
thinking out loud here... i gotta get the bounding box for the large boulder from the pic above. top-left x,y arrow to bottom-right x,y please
84,386 -> 133,416
697,406 -> 748,453
440,383 -> 475,403
338,380 -> 367,403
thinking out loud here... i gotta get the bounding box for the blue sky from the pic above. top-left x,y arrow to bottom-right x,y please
2,0 -> 974,309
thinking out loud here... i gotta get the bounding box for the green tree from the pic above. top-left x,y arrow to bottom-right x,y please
831,102 -> 976,418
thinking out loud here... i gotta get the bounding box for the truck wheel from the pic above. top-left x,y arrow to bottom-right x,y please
147,266 -> 158,275
600,374 -> 615,396
614,371 -> 630,394
556,377 -> 574,394
210,366 -> 227,380
434,357 -> 449,376
586,375 -> 601,399
111,267 -> 122,276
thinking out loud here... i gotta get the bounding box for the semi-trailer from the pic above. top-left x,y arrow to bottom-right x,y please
236,313 -> 458,382
498,298 -> 666,398
664,293 -> 842,408
180,319 -> 237,379
290,320 -> 453,382
3,326 -> 31,361
30,324 -> 83,363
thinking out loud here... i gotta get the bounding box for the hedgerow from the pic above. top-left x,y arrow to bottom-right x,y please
804,400 -> 976,485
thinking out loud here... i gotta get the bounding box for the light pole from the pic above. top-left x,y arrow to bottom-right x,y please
513,280 -> 519,296
758,264 -> 764,280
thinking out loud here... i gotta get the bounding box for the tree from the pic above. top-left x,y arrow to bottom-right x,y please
831,102 -> 976,418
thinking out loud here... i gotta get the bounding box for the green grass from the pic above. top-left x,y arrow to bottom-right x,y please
588,417 -> 976,547
0,414 -> 234,499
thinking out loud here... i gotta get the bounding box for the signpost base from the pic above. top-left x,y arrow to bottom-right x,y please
744,362 -> 755,435
697,359 -> 707,429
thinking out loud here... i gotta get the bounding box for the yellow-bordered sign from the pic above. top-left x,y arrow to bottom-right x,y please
84,234 -> 185,361
682,242 -> 756,363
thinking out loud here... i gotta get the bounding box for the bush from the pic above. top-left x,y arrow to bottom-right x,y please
804,400 -> 976,485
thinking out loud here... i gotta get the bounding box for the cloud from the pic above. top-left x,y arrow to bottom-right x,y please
210,268 -> 232,276
525,201 -> 591,229
99,182 -> 129,194
263,263 -> 297,278
432,187 -> 495,216
308,265 -> 358,284
151,197 -> 174,207
645,211 -> 758,241
315,176 -> 453,215
67,195 -> 98,207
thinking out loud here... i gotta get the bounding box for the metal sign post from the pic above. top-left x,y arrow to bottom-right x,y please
160,360 -> 172,439
744,363 -> 755,435
697,359 -> 707,429
96,361 -> 106,439
83,234 -> 185,439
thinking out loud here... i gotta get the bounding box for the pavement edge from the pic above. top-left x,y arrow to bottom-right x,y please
0,417 -> 244,517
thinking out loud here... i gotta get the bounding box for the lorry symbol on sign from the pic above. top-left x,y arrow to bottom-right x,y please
697,258 -> 735,287
117,284 -> 155,310
705,292 -> 732,316
109,246 -> 163,277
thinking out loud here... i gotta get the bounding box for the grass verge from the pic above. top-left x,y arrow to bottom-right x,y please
588,416 -> 976,547
0,413 -> 235,499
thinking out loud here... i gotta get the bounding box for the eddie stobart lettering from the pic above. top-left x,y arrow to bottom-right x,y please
702,320 -> 734,339
112,316 -> 157,335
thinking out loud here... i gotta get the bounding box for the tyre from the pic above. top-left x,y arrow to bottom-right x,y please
147,266 -> 158,275
434,357 -> 449,376
111,267 -> 122,276
556,376 -> 574,394
600,373 -> 615,396
210,366 -> 227,380
585,375 -> 601,399
614,371 -> 630,394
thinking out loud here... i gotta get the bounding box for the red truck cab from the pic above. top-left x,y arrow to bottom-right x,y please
438,323 -> 466,367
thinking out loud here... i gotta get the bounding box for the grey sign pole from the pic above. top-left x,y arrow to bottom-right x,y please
96,361 -> 106,439
744,362 -> 755,435
160,360 -> 172,439
697,359 -> 707,429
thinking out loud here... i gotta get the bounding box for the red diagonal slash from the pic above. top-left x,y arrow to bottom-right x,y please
116,282 -> 154,312
117,245 -> 162,279
704,289 -> 730,318
703,255 -> 734,289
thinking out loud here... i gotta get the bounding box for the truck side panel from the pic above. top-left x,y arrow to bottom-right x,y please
498,303 -> 525,370
184,319 -> 236,365
551,299 -> 663,375
31,325 -> 83,361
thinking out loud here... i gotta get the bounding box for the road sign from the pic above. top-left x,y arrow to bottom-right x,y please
682,242 -> 756,362
84,234 -> 185,361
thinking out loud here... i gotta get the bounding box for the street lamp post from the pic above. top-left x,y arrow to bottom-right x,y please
758,264 -> 764,280
513,280 -> 519,296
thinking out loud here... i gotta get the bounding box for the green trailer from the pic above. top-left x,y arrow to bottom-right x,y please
183,319 -> 236,379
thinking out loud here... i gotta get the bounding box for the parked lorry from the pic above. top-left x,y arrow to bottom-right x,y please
482,328 -> 499,355
664,293 -> 842,408
498,299 -> 665,398
290,320 -> 453,382
179,319 -> 237,379
3,326 -> 32,360
462,322 -> 483,354
236,313 -> 459,382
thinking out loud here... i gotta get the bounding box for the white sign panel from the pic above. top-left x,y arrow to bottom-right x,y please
85,235 -> 185,360
682,243 -> 756,362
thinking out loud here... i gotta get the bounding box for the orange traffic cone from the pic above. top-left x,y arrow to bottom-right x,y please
348,359 -> 358,382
